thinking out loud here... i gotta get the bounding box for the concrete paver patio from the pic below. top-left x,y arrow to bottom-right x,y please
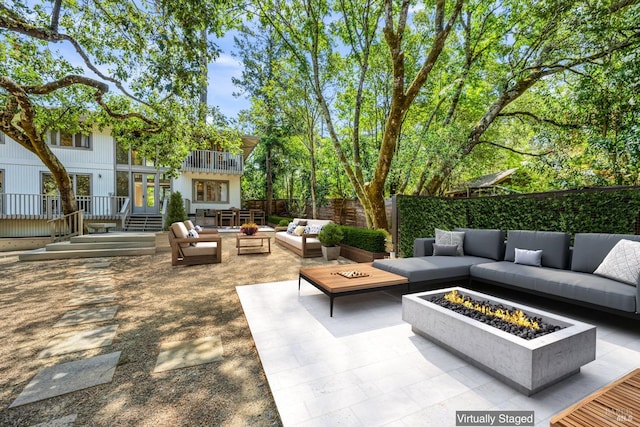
237,279 -> 640,426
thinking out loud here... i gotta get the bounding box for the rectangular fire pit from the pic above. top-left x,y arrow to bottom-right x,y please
403,287 -> 596,395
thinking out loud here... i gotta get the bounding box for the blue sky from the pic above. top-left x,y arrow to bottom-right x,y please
207,31 -> 251,120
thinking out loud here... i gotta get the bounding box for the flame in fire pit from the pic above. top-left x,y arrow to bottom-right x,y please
444,290 -> 540,330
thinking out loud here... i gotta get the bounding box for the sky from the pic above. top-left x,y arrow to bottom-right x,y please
206,31 -> 251,120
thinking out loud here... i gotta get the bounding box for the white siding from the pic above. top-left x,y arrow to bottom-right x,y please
0,129 -> 115,197
173,172 -> 242,214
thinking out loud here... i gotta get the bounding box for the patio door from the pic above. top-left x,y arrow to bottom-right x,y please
133,172 -> 157,214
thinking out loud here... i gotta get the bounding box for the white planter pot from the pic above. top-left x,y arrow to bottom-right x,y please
321,245 -> 341,261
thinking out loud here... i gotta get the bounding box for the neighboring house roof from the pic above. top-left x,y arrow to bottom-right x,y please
240,136 -> 260,160
447,168 -> 518,196
464,168 -> 518,189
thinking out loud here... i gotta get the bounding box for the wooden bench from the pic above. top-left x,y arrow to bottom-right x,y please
87,223 -> 117,234
550,368 -> 639,426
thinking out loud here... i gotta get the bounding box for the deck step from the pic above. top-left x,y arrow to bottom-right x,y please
18,231 -> 158,261
19,247 -> 156,261
71,233 -> 156,244
46,241 -> 153,251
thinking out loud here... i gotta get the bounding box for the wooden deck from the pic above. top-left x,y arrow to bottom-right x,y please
550,368 -> 640,426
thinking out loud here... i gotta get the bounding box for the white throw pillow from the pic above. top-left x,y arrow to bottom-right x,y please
594,239 -> 640,286
435,229 -> 465,256
187,229 -> 199,246
194,225 -> 203,232
514,248 -> 543,267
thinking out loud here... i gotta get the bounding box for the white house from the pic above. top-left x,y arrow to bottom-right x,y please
0,129 -> 259,238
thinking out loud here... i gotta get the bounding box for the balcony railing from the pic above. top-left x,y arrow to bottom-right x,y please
181,150 -> 244,174
0,193 -> 129,219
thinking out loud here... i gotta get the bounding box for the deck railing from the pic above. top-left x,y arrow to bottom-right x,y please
0,193 -> 129,218
181,150 -> 244,174
48,210 -> 83,242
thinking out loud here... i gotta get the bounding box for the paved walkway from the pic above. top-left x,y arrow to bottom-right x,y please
9,259 -> 224,426
237,280 -> 640,427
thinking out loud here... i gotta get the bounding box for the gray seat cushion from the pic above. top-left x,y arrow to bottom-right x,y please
454,228 -> 505,260
373,256 -> 494,283
572,233 -> 640,273
504,230 -> 570,269
471,262 -> 637,312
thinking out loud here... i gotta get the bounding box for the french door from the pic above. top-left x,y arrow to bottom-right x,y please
133,172 -> 157,214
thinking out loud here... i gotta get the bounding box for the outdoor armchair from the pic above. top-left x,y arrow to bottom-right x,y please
169,221 -> 222,266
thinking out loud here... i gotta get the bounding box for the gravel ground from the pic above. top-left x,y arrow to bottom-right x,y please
0,232 -> 345,426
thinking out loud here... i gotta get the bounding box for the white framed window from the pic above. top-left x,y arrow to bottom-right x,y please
193,179 -> 228,203
42,173 -> 91,196
48,130 -> 91,149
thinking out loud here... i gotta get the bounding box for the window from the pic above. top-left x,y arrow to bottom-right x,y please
0,132 -> 5,144
48,130 -> 91,149
193,179 -> 228,203
0,169 -> 4,193
42,173 -> 91,196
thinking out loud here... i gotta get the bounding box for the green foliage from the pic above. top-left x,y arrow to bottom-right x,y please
338,226 -> 387,253
318,223 -> 344,247
396,188 -> 640,257
268,215 -> 293,226
165,191 -> 187,230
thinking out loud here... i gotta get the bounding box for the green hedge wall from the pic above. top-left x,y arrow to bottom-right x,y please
338,225 -> 387,253
396,187 -> 640,257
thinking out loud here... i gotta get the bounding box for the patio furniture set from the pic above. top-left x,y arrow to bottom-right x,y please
195,208 -> 266,228
298,227 -> 639,415
168,218 -> 272,266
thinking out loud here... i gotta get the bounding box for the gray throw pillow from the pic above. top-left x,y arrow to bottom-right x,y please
514,248 -> 542,267
435,229 -> 465,256
432,244 -> 458,256
594,239 -> 640,286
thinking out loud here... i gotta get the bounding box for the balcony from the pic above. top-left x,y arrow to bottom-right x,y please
181,150 -> 244,175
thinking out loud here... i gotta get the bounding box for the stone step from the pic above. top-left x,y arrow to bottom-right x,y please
45,241 -> 153,251
71,233 -> 156,244
19,247 -> 156,261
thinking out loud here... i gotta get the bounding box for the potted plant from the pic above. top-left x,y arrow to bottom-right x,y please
317,223 -> 344,260
240,222 -> 259,235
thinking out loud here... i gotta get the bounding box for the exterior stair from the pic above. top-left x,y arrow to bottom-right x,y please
18,232 -> 156,261
125,215 -> 164,232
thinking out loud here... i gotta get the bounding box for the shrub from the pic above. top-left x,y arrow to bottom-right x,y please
338,226 -> 387,253
268,215 -> 293,226
165,191 -> 187,230
318,223 -> 344,247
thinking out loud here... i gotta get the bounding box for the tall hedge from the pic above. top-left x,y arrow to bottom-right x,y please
338,225 -> 387,253
396,187 -> 640,257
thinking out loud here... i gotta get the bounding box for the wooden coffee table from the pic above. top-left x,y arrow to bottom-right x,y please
236,234 -> 271,255
298,263 -> 409,316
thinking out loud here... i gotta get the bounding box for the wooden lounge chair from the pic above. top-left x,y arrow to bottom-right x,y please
169,222 -> 222,266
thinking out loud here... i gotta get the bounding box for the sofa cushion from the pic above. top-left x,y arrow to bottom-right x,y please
471,262 -> 637,312
373,256 -> 493,283
274,231 -> 321,250
181,241 -> 218,256
593,239 -> 640,286
414,238 -> 436,257
504,230 -> 570,269
454,228 -> 505,260
287,222 -> 296,234
294,226 -> 306,236
432,244 -> 458,256
435,229 -> 465,256
514,248 -> 542,267
171,222 -> 190,248
571,233 -> 640,273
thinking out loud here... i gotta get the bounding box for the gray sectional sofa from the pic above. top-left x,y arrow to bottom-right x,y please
372,229 -> 640,317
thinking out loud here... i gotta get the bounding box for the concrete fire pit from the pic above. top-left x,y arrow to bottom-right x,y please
403,287 -> 596,395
